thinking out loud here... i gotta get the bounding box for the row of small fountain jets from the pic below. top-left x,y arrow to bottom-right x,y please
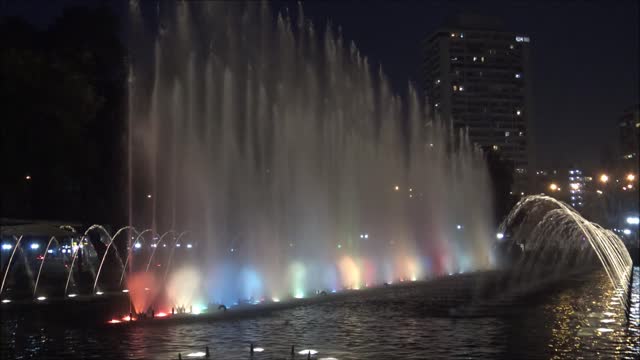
0,225 -> 191,303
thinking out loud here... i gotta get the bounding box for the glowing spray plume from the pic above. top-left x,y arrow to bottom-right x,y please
496,195 -> 633,307
126,272 -> 160,314
166,266 -> 202,309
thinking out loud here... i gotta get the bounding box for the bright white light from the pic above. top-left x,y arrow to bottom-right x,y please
146,194 -> 152,199
176,243 -> 181,247
30,243 -> 40,250
151,244 -> 157,248
623,229 -> 631,235
364,234 -> 368,239
570,183 -> 580,190
253,347 -> 264,352
1,244 -> 12,250
627,217 -> 639,225
1,299 -> 10,304
96,291 -> 104,295
134,243 -> 141,249
187,244 -> 193,248
456,225 -> 462,230
47,249 -> 53,254
597,328 -> 613,333
68,293 -> 77,298
272,297 -> 280,302
600,319 -> 616,323
294,292 -> 304,299
516,110 -> 521,116
360,234 -> 363,238
36,296 -> 46,301
122,289 -> 129,293
496,233 -> 504,239
319,358 -> 339,360
299,350 -> 318,355
163,244 -> 167,247
186,352 -> 206,358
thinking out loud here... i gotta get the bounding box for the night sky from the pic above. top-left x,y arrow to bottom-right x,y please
3,0 -> 638,171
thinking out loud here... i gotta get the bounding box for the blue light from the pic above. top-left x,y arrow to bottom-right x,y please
1,244 -> 11,250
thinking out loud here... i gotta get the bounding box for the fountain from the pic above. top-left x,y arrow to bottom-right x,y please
124,0 -> 494,312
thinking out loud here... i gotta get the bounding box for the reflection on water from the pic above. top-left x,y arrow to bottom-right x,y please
1,268 -> 638,359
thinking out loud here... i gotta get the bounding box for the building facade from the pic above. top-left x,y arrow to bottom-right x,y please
423,15 -> 532,190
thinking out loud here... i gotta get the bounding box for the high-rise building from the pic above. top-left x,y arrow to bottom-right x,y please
567,167 -> 586,209
423,15 -> 532,189
618,105 -> 639,172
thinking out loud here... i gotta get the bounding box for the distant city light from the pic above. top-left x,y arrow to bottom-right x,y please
599,174 -> 609,183
122,289 -> 129,293
1,299 -> 10,304
596,190 -> 603,195
496,233 -> 504,240
394,185 -> 399,191
186,352 -> 206,358
456,225 -> 463,230
25,175 -> 31,180
96,291 -> 104,295
30,243 -> 40,250
176,243 -> 181,247
187,244 -> 193,248
36,296 -> 46,301
627,217 -> 639,225
47,249 -> 53,254
272,297 -> 280,302
1,244 -> 12,250
549,183 -> 558,191
134,243 -> 141,249
68,293 -> 77,298
146,194 -> 152,198
623,229 -> 631,235
627,174 -> 636,181
516,110 -> 522,116
364,234 -> 369,239
253,347 -> 264,353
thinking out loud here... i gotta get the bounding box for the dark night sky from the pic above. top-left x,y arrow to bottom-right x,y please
3,0 -> 638,171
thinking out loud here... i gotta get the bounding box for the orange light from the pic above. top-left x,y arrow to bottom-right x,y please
599,174 -> 609,183
549,183 -> 558,191
627,174 -> 635,181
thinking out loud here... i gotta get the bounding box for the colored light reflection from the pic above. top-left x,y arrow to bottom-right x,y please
156,312 -> 168,317
108,319 -> 121,324
253,347 -> 264,352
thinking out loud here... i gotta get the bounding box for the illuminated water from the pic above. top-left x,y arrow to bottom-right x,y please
125,0 -> 494,308
2,268 -> 638,359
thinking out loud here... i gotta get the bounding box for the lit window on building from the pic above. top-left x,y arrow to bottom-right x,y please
481,56 -> 485,62
505,131 -> 510,137
515,36 -> 530,42
453,85 -> 458,91
492,145 -> 499,151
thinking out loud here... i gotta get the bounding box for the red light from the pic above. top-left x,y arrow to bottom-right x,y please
156,312 -> 168,317
36,255 -> 44,260
122,315 -> 136,321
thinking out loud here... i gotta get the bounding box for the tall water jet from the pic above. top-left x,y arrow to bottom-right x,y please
127,1 -> 494,305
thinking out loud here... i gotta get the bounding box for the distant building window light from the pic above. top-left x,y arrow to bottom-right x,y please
459,86 -> 464,91
515,36 -> 530,43
451,56 -> 458,61
453,85 -> 458,91
570,170 -> 574,175
516,110 -> 522,116
435,79 -> 441,84
481,56 -> 485,62
435,103 -> 440,107
509,44 -> 515,49
505,131 -> 510,137
492,145 -> 499,151
473,56 -> 477,62
515,73 -> 522,78
460,33 -> 464,38
519,131 -> 524,136
451,33 -> 456,37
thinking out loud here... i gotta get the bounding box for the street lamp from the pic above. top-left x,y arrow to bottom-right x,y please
599,174 -> 609,183
627,173 -> 635,181
549,183 -> 558,191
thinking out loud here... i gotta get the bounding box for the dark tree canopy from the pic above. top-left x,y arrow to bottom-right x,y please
0,6 -> 126,224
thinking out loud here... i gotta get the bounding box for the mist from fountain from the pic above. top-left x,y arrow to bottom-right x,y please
126,1 -> 495,308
